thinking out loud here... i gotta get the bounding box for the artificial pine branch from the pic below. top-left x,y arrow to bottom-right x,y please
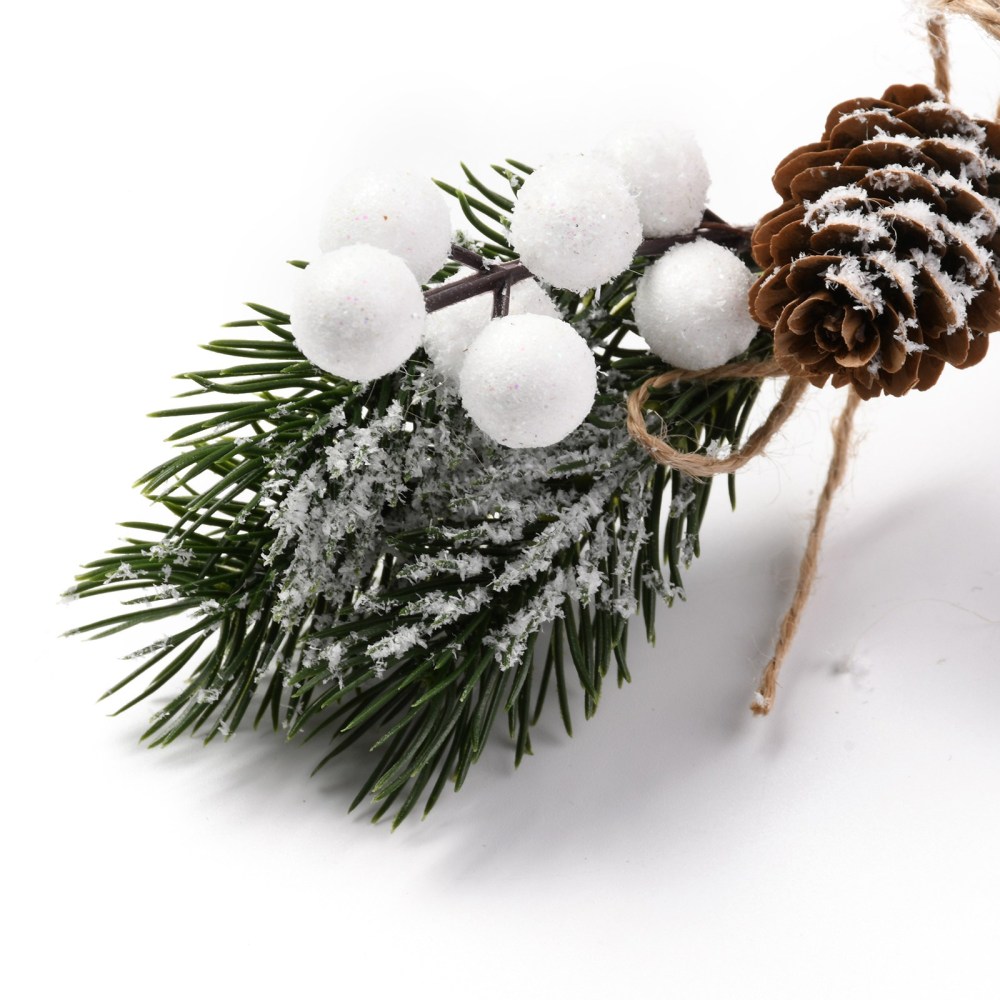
67,159 -> 769,825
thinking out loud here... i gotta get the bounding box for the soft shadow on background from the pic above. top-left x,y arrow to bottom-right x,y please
6,1 -> 1000,997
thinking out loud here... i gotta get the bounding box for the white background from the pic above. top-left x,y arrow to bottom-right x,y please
4,1 -> 999,996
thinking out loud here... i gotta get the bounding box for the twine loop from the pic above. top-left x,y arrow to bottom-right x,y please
623,7 -> 997,715
626,360 -> 861,716
626,359 -> 800,478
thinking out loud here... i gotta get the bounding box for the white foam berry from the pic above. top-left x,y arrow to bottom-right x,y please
601,126 -> 710,237
423,277 -> 560,383
634,239 -> 758,370
318,169 -> 452,282
459,313 -> 597,448
292,244 -> 425,383
508,156 -> 641,293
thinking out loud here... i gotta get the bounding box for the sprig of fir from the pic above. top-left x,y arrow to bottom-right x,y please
67,160 -> 768,826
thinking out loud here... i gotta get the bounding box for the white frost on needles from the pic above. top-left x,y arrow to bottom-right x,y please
264,368 -> 675,677
107,562 -> 139,582
508,154 -> 642,293
368,626 -> 426,673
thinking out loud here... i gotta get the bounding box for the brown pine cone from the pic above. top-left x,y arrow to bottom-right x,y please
748,84 -> 1000,399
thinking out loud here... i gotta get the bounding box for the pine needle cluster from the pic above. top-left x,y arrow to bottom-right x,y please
67,160 -> 769,826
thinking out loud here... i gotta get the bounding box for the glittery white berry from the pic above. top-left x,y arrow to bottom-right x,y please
423,277 -> 560,383
509,156 -> 641,293
318,169 -> 452,282
634,239 -> 759,369
459,314 -> 597,448
292,244 -> 425,383
601,126 -> 710,237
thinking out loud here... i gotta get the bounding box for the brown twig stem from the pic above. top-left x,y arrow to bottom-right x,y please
423,215 -> 754,315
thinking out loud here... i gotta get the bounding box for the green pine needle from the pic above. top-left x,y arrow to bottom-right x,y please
68,160 -> 770,826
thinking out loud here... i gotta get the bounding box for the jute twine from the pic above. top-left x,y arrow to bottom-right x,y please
626,8 -> 996,715
626,363 -> 860,716
927,0 -> 1000,45
625,360 -> 803,478
927,14 -> 953,99
927,1 -> 1000,115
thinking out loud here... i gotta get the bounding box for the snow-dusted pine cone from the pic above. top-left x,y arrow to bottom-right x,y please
749,84 -> 1000,399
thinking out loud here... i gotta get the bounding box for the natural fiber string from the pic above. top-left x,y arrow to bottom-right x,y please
624,6 -> 1000,714
926,0 -> 1000,44
625,359 -> 804,477
927,14 -> 952,98
627,365 -> 837,717
925,0 -> 1000,115
750,389 -> 862,714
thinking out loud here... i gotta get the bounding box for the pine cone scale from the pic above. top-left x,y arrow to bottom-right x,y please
790,165 -> 869,203
773,148 -> 846,196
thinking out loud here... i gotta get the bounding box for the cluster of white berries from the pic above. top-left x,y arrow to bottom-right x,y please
292,128 -> 760,449
293,170 -> 450,383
